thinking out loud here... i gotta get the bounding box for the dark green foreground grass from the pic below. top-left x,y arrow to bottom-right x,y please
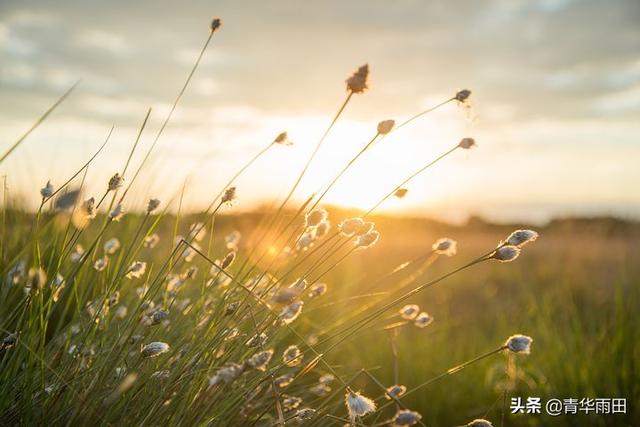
1,210 -> 638,426
315,217 -> 640,426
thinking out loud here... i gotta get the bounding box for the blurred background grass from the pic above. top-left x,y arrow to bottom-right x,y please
3,208 -> 637,425
309,214 -> 640,426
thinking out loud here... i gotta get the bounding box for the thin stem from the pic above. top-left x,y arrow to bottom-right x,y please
0,80 -> 80,165
277,91 -> 353,213
43,127 -> 113,203
376,346 -> 507,415
365,144 -> 459,216
308,132 -> 379,213
117,108 -> 152,204
314,255 -> 488,361
144,30 -> 216,163
391,97 -> 455,134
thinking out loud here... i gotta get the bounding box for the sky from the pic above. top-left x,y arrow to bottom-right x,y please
0,0 -> 639,223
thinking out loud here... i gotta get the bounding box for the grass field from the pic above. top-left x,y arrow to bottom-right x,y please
1,206 -> 638,426
314,215 -> 640,426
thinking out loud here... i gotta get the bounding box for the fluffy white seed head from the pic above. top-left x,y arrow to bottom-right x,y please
1,333 -> 17,350
144,234 -> 160,248
274,373 -> 295,388
458,137 -> 477,149
319,373 -> 335,385
70,245 -> 85,263
94,257 -> 108,272
282,395 -> 302,411
414,312 -> 434,328
221,251 -> 236,269
51,273 -> 65,302
455,89 -> 472,102
492,245 -> 520,262
245,332 -> 268,347
314,220 -> 331,239
27,268 -> 47,290
432,237 -> 457,256
126,261 -> 146,279
505,229 -> 539,247
339,217 -> 367,236
141,341 -> 169,358
283,345 -> 303,367
150,309 -> 169,325
210,18 -> 222,32
114,306 -> 127,319
221,187 -> 236,205
345,391 -> 376,420
392,409 -> 422,426
394,188 -> 408,198
54,189 -> 81,211
339,217 -> 363,236
108,173 -> 124,191
245,349 -> 274,371
279,301 -> 304,325
310,383 -> 331,396
104,238 -> 120,255
305,208 -> 328,228
274,131 -> 292,145
40,180 -> 54,198
225,230 -> 241,249
355,221 -> 374,235
209,363 -> 244,387
377,119 -> 395,135
308,282 -> 328,298
399,304 -> 420,320
296,231 -> 315,252
6,261 -> 26,286
109,204 -> 124,221
271,280 -> 305,304
346,64 -> 369,94
295,408 -> 316,420
505,334 -> 533,354
83,197 -> 96,219
467,419 -> 494,427
385,384 -> 407,400
108,291 -> 120,307
355,230 -> 380,249
147,198 -> 161,213
291,278 -> 307,292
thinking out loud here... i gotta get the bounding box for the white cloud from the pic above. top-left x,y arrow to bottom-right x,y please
591,84 -> 640,114
4,10 -> 57,27
75,29 -> 133,56
0,62 -> 37,85
78,94 -> 147,119
0,23 -> 7,44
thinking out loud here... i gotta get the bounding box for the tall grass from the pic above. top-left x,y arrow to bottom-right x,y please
3,17 -> 633,427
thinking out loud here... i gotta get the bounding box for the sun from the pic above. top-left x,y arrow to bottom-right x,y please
287,118 -> 461,214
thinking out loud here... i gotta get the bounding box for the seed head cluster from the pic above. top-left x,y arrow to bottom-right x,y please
346,64 -> 370,93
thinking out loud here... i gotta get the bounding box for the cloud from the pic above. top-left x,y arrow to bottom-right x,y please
3,9 -> 57,27
74,29 -> 133,56
591,84 -> 640,115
